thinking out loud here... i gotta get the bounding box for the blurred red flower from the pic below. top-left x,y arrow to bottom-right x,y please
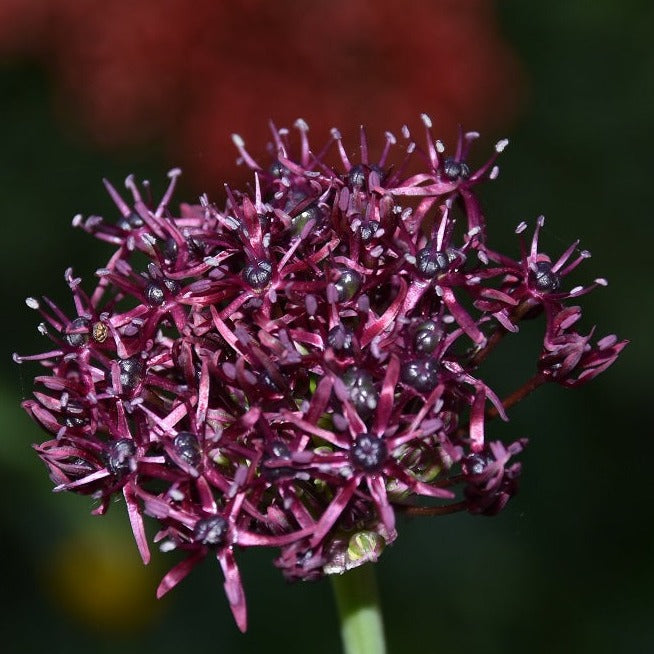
0,0 -> 524,187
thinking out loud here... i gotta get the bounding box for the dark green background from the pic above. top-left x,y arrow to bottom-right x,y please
1,2 -> 651,652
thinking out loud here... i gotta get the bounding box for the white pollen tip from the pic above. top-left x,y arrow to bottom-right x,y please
167,167 -> 182,178
231,133 -> 245,148
435,140 -> 445,153
515,221 -> 528,234
581,250 -> 592,258
495,138 -> 509,153
570,286 -> 584,296
12,353 -> 23,364
537,215 -> 546,227
384,131 -> 397,144
25,297 -> 40,309
489,165 -> 500,180
465,131 -> 480,140
420,113 -> 433,128
294,118 -> 309,131
406,142 -> 416,154
330,128 -> 342,140
595,278 -> 608,286
72,213 -> 83,227
401,125 -> 410,139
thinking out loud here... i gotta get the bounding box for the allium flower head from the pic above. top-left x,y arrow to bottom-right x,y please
15,116 -> 626,631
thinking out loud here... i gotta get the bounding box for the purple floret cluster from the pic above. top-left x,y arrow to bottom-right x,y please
15,116 -> 626,631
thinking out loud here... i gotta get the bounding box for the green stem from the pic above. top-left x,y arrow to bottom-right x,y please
331,564 -> 387,654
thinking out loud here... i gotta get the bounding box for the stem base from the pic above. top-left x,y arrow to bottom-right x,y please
331,564 -> 387,654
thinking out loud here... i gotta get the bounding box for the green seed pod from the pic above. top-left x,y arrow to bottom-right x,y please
346,530 -> 385,569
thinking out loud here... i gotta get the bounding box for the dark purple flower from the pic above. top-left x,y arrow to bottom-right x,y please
538,306 -> 628,386
462,439 -> 527,516
15,116 -> 626,631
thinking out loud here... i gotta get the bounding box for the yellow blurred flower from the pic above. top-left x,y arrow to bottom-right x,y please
45,519 -> 164,633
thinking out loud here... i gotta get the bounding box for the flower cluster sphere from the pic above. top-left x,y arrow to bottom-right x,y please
16,117 -> 626,631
